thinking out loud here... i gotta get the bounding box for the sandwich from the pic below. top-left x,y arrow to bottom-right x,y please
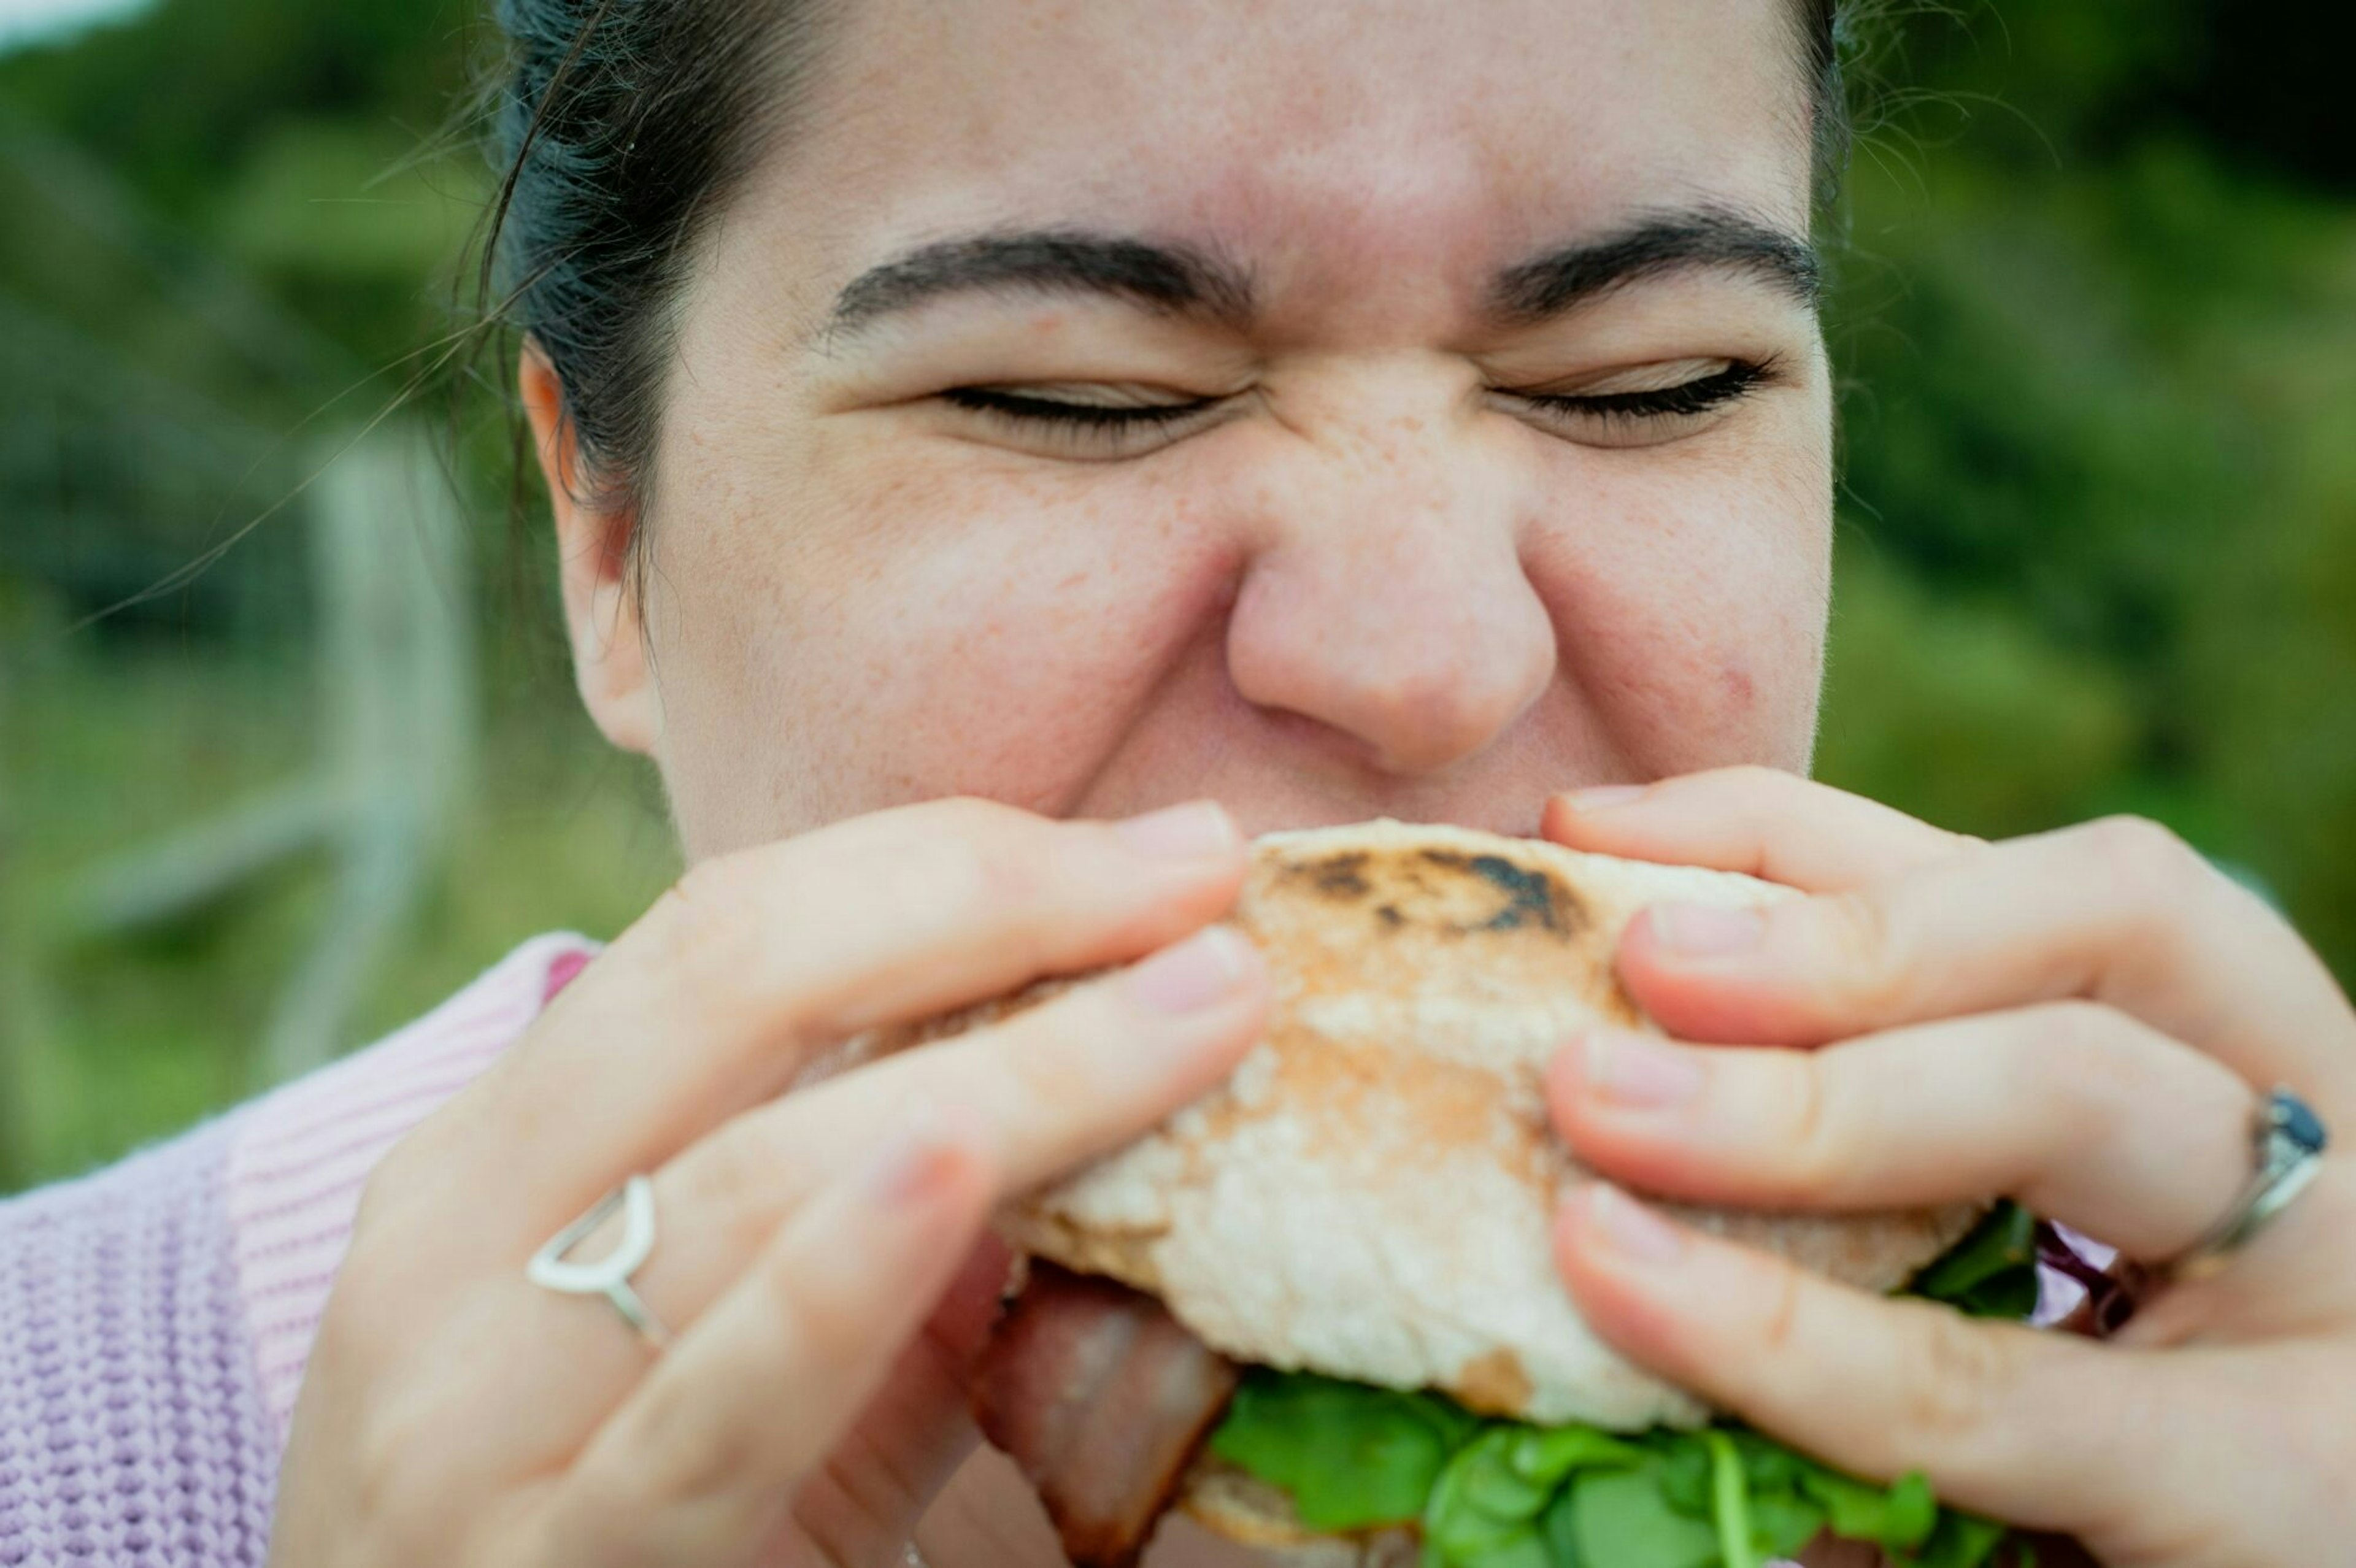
867,821 -> 2039,1568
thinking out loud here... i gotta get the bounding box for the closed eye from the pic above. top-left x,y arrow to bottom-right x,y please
939,386 -> 1218,430
1507,357 -> 1776,432
933,388 -> 1215,454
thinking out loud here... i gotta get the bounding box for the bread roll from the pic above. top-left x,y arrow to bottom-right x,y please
996,820 -> 1977,1430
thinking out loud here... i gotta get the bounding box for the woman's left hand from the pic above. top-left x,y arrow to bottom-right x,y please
1539,766 -> 2356,1568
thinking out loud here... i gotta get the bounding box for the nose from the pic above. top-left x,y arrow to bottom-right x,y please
1223,390 -> 1558,778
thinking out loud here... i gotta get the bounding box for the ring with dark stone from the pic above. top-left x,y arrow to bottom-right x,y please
2161,1086 -> 2331,1285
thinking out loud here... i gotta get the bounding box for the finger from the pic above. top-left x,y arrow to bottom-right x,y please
1547,1005 -> 2254,1258
473,923 -> 1263,1466
786,1235 -> 1012,1568
1541,766 -> 1976,893
674,922 -> 1269,1224
1607,815 -> 2356,1115
1552,1182 -> 2194,1541
429,797 -> 1249,1240
554,1111 -> 999,1568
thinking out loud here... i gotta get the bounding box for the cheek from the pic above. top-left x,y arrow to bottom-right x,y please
1529,434 -> 1832,775
651,444 -> 1234,845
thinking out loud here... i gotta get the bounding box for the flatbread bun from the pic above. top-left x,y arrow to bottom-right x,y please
873,820 -> 1980,1433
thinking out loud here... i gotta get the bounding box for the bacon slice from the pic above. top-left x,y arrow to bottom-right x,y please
973,1262 -> 1242,1567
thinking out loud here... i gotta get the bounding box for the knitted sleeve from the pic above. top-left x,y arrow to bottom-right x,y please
0,1116 -> 279,1568
0,931 -> 599,1568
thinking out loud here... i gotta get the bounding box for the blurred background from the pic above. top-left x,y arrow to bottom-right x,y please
1,0 -> 2350,1195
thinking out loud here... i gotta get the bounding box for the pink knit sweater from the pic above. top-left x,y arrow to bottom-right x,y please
0,933 -> 597,1567
0,932 -> 2112,1567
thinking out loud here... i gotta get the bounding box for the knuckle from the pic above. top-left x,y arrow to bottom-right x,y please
1750,1258 -> 1809,1359
879,807 -> 1053,931
917,792 -> 1028,839
962,820 -> 1057,915
939,999 -> 1095,1151
1812,889 -> 1911,1018
919,796 -> 1065,895
1721,762 -> 1797,794
998,1013 -> 1084,1113
2076,814 -> 2208,909
674,1131 -> 780,1253
775,1270 -> 869,1379
647,850 -> 771,1011
2029,999 -> 2145,1128
1709,763 -> 1801,813
1899,1307 -> 2017,1455
1772,1055 -> 1847,1204
1015,990 -> 1139,1117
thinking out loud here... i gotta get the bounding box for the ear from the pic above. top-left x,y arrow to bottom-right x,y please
521,342 -> 660,756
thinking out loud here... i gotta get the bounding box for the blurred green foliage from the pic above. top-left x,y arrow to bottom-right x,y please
2,0 -> 2350,1192
1815,8 -> 2356,974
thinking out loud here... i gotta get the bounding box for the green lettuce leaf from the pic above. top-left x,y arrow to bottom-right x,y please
1202,1207 -> 2039,1566
1909,1200 -> 2042,1320
1553,1462 -> 1720,1568
1914,1510 -> 2015,1568
1206,1370 -> 1475,1531
1205,1371 -> 2014,1568
1797,1466 -> 1937,1554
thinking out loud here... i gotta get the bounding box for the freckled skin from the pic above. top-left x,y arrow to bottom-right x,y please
532,4 -> 1830,1554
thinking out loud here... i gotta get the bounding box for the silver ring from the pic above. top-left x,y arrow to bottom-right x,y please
526,1174 -> 676,1349
2163,1086 -> 2330,1284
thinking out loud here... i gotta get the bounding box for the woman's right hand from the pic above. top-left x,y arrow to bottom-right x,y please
265,797 -> 1268,1568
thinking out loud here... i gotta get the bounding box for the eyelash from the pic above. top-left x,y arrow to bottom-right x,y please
940,359 -> 1777,445
940,388 -> 1208,432
1518,358 -> 1774,424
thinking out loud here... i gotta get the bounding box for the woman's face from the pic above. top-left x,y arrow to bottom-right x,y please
547,0 -> 1834,858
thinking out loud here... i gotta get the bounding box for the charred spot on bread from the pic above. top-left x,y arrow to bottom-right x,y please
1282,851 -> 1374,899
1414,850 -> 1580,935
1276,837 -> 1586,943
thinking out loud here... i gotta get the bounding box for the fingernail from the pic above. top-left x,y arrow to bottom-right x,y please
1114,801 -> 1237,861
1580,1029 -> 1704,1107
1586,1185 -> 1686,1266
1564,784 -> 1648,812
1649,902 -> 1764,957
1126,926 -> 1251,1015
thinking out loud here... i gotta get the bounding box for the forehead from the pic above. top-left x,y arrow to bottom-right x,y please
742,0 -> 1812,331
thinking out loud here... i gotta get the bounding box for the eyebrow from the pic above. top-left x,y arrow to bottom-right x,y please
1488,206 -> 1822,321
822,206 -> 1818,340
826,229 -> 1255,339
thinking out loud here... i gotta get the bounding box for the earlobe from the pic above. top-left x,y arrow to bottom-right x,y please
520,343 -> 660,756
